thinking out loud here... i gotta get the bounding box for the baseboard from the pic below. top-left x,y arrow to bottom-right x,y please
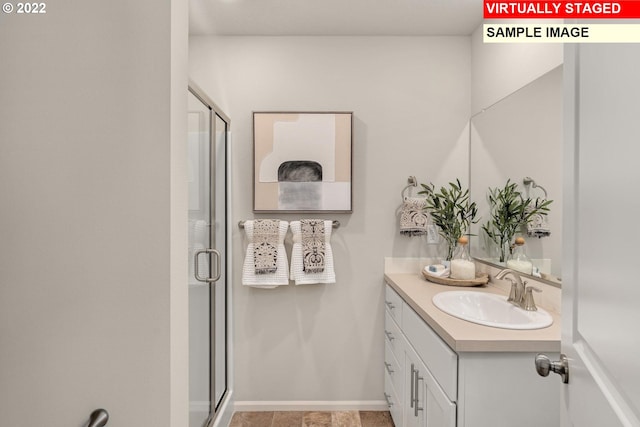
233,400 -> 389,412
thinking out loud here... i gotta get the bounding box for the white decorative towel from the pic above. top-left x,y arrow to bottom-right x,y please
300,219 -> 326,273
242,220 -> 290,288
527,211 -> 551,238
253,219 -> 281,274
290,220 -> 336,285
399,197 -> 429,236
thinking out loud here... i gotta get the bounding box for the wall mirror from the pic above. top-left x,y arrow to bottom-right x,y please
469,65 -> 563,286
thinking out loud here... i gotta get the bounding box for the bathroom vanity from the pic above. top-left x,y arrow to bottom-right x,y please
383,273 -> 561,427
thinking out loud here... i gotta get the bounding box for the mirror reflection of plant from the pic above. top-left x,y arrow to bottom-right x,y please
419,179 -> 478,261
481,179 -> 552,262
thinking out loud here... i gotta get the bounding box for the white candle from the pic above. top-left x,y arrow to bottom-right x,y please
451,259 -> 476,280
506,259 -> 533,274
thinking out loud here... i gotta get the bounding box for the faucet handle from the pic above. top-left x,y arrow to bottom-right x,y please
523,286 -> 542,311
506,279 -> 518,303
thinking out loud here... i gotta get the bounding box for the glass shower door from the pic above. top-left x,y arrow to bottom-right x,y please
212,113 -> 228,410
188,88 -> 228,427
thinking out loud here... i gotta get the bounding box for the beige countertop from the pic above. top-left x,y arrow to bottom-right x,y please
384,272 -> 561,353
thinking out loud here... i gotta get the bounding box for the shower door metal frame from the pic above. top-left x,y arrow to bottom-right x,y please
188,81 -> 231,427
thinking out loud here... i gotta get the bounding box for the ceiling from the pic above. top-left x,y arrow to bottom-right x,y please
189,0 -> 484,36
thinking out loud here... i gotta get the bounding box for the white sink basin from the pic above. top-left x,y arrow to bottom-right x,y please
432,291 -> 553,330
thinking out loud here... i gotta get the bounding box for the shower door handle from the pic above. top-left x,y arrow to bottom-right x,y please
194,248 -> 221,283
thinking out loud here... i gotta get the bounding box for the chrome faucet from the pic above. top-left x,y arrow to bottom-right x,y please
494,269 -> 540,311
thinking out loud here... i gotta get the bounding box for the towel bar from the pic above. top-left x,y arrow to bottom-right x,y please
238,220 -> 340,229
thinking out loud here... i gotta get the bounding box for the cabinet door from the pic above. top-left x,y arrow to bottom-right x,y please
405,345 -> 456,427
404,349 -> 423,427
424,377 -> 456,427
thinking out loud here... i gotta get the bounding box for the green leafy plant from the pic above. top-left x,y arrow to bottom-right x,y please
419,179 -> 478,260
481,179 -> 553,262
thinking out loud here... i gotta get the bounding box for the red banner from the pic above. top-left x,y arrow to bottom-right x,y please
484,1 -> 640,19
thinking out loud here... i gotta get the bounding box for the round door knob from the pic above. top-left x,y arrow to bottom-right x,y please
535,353 -> 569,384
88,409 -> 109,427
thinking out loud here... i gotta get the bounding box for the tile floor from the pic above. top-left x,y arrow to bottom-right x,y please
228,410 -> 394,427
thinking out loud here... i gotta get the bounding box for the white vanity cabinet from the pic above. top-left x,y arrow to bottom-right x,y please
384,281 -> 560,427
385,285 -> 456,427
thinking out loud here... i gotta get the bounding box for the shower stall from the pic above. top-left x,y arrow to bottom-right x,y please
188,84 -> 231,427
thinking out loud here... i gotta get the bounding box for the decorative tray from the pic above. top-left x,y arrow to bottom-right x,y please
421,270 -> 489,287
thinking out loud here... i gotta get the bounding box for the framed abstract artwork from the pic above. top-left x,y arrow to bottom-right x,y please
253,112 -> 353,213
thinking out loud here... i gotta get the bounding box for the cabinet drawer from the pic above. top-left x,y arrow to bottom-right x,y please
384,370 -> 403,427
385,341 -> 404,402
402,303 -> 458,402
385,284 -> 403,324
384,310 -> 404,363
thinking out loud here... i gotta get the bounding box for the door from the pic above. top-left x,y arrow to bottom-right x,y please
0,2 -> 185,425
404,345 -> 456,427
561,44 -> 640,426
188,87 -> 229,427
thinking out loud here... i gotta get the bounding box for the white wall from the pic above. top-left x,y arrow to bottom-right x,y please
470,24 -> 563,114
189,36 -> 470,406
0,1 -> 189,426
171,0 -> 190,425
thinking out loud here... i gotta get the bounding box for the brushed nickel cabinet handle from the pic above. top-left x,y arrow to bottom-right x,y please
410,363 -> 415,408
383,392 -> 393,407
384,330 -> 395,341
384,362 -> 394,375
414,371 -> 424,417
